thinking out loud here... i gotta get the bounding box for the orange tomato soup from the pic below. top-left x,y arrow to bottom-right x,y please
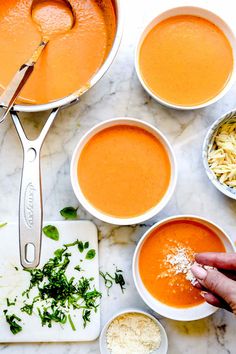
139,220 -> 226,308
139,15 -> 233,107
0,0 -> 116,104
77,125 -> 171,218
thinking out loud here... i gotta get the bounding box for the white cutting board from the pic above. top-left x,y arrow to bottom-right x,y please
0,220 -> 100,342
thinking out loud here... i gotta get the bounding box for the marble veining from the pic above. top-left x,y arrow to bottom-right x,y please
0,0 -> 236,353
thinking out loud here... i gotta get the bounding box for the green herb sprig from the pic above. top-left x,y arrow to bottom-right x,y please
99,267 -> 125,295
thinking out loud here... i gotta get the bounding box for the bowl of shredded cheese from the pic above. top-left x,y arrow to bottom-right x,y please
99,309 -> 168,354
203,110 -> 236,199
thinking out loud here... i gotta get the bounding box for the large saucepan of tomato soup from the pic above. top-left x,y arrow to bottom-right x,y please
0,0 -> 122,111
135,7 -> 236,110
70,118 -> 177,225
133,216 -> 235,321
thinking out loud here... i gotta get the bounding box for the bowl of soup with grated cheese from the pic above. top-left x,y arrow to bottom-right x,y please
133,215 -> 235,321
135,7 -> 236,110
70,118 -> 177,225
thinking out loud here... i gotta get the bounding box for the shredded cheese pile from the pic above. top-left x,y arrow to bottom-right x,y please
208,118 -> 236,188
106,313 -> 161,354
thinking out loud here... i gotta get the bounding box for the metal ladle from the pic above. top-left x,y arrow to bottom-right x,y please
0,0 -> 75,123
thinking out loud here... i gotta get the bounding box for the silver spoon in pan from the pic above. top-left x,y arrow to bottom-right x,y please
0,0 -> 75,123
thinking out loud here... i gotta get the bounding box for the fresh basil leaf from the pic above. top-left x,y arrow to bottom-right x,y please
60,207 -> 77,220
84,241 -> 89,249
74,265 -> 82,272
85,249 -> 96,260
0,222 -> 7,228
43,225 -> 59,241
78,241 -> 84,253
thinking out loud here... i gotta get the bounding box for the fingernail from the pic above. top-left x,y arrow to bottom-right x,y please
191,265 -> 207,280
200,291 -> 207,298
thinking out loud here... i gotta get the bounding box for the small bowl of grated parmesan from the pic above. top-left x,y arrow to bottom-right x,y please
99,309 -> 168,354
203,109 -> 236,199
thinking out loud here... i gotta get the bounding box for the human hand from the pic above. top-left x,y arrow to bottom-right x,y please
191,252 -> 236,314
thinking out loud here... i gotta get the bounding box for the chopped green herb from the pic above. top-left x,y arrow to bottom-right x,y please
114,269 -> 125,293
64,240 -> 89,254
14,266 -> 19,271
0,222 -> 7,228
77,277 -> 92,296
82,309 -> 91,328
68,314 -> 76,331
6,298 -> 17,307
38,307 -> 67,328
84,242 -> 89,249
3,310 -> 22,335
85,249 -> 96,260
21,303 -> 34,315
99,267 -> 125,294
78,241 -> 84,253
99,271 -> 113,295
60,207 -> 78,220
43,225 -> 59,241
54,248 -> 66,260
4,240 -> 100,334
63,240 -> 79,248
74,265 -> 82,272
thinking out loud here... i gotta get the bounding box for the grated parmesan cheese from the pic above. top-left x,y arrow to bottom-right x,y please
208,118 -> 236,188
157,244 -> 214,287
159,245 -> 197,285
106,313 -> 161,354
166,246 -> 196,283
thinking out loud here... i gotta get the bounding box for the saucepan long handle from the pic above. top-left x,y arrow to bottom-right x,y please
19,142 -> 43,268
11,108 -> 60,268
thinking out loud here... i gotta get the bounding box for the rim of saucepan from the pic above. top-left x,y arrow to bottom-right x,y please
132,215 -> 236,321
12,0 -> 123,113
70,118 -> 177,225
99,308 -> 168,354
203,108 -> 236,199
135,6 -> 236,111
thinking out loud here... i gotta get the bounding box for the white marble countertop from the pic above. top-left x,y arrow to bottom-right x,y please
1,0 -> 236,353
